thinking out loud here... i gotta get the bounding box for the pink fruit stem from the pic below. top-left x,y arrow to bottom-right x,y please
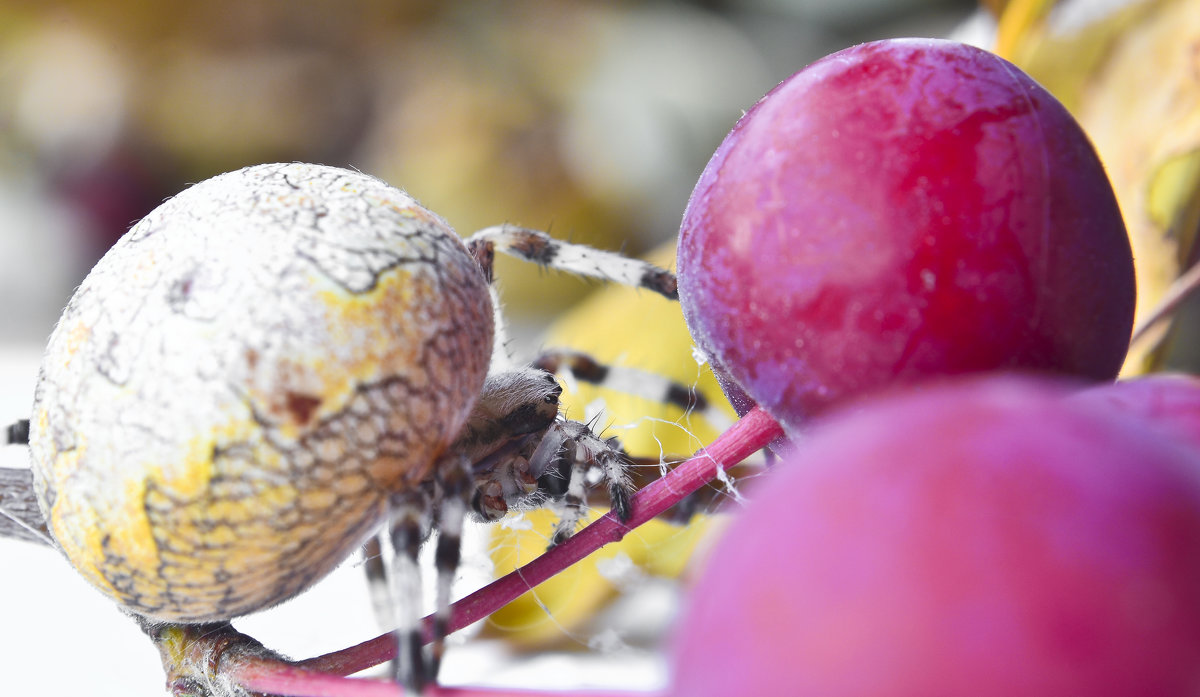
426,688 -> 648,697
236,658 -> 646,697
232,661 -> 400,697
231,406 -> 783,696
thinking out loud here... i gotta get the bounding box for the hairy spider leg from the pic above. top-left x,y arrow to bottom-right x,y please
464,225 -> 678,301
388,482 -> 435,693
531,349 -> 767,524
465,225 -> 676,375
531,348 -> 735,434
385,452 -> 472,692
0,466 -> 52,545
429,453 -> 471,678
1,422 -> 51,544
527,419 -> 633,545
361,536 -> 390,633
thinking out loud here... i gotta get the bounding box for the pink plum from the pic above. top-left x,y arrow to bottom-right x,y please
671,377 -> 1200,697
1072,373 -> 1200,450
677,39 -> 1135,433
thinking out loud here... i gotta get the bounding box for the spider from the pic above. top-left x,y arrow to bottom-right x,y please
0,162 -> 684,695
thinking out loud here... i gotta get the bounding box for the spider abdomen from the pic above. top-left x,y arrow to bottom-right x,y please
29,163 -> 494,622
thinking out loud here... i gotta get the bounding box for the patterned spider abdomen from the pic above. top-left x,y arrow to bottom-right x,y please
29,163 -> 494,622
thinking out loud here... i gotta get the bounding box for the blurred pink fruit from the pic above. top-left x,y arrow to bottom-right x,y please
1072,373 -> 1200,450
672,377 -> 1200,697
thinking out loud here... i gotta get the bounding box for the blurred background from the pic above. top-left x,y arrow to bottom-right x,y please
2,0 -> 1198,695
0,0 -> 977,345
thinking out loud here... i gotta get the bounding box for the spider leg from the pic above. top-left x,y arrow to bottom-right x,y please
2,419 -> 55,546
6,419 -> 29,445
532,348 -> 734,434
429,453 -> 471,678
532,348 -> 750,525
619,456 -> 764,523
0,467 -> 52,546
361,535 -> 391,633
541,429 -> 586,546
376,452 -> 476,692
529,420 -> 633,547
598,439 -> 633,522
465,225 -> 677,300
467,224 -> 677,392
387,484 -> 434,694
